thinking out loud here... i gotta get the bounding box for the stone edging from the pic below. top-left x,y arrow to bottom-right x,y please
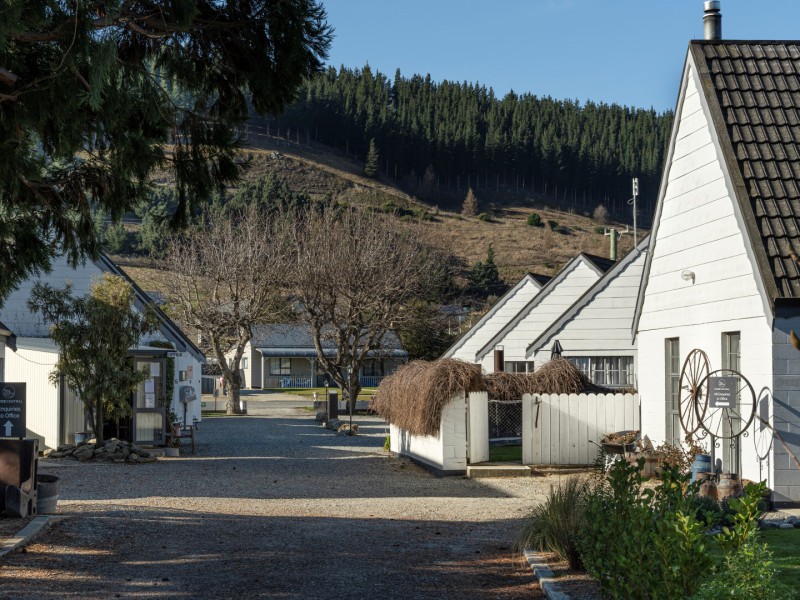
523,550 -> 571,600
0,515 -> 58,559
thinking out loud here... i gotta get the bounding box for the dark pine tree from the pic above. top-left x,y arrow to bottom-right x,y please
364,138 -> 380,178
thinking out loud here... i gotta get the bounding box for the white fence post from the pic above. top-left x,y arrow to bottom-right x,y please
468,391 -> 489,463
522,394 -> 535,464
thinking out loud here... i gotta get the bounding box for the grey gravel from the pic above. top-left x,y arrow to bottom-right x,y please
1,393 -> 550,599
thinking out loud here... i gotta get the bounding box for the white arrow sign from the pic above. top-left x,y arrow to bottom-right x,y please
3,421 -> 13,436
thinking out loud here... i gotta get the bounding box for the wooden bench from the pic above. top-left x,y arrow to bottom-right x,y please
166,426 -> 196,455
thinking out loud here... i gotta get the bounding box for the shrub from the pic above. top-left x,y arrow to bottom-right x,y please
516,477 -> 589,569
477,212 -> 491,222
578,460 -> 712,599
548,219 -> 558,230
689,494 -> 723,527
592,204 -> 609,224
593,226 -> 605,234
527,212 -> 542,227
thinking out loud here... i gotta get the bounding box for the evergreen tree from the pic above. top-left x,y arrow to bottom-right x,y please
468,245 -> 506,298
103,222 -> 129,255
462,188 -> 478,217
364,138 -> 380,178
0,1 -> 332,303
139,203 -> 173,259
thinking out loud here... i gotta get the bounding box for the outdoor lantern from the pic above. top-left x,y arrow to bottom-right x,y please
551,340 -> 563,359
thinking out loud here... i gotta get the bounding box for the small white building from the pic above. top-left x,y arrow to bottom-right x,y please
527,237 -> 649,388
634,32 -> 800,505
442,272 -> 551,363
474,253 -> 615,372
0,254 -> 205,449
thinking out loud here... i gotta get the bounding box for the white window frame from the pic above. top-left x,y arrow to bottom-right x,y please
566,356 -> 634,388
269,357 -> 291,375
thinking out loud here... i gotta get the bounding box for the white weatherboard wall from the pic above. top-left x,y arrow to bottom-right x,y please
531,249 -> 646,368
523,393 -> 640,465
5,346 -> 59,448
637,62 -> 773,487
480,261 -> 601,371
448,277 -> 542,363
390,393 -> 467,474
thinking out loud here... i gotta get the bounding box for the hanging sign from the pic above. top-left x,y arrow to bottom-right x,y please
709,376 -> 737,408
0,383 -> 26,438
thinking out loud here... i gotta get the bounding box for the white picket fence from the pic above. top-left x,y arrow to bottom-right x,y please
522,393 -> 640,465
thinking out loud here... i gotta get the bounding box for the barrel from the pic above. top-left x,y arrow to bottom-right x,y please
717,473 -> 743,502
690,454 -> 712,483
696,472 -> 718,500
36,474 -> 60,514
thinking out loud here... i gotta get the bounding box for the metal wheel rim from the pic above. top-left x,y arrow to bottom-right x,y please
679,349 -> 710,436
697,368 -> 756,440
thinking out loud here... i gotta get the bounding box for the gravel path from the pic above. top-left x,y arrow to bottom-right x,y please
0,395 -> 553,599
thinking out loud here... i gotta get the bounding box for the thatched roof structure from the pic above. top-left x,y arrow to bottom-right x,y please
374,358 -> 611,437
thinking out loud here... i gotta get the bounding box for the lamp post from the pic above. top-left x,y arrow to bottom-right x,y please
323,375 -> 330,421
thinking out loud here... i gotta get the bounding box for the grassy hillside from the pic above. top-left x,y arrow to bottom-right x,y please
116,139 -> 643,291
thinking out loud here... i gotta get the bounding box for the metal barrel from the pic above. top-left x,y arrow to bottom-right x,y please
36,474 -> 60,514
690,454 -> 712,483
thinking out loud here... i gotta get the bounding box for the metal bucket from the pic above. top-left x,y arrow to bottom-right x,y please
36,474 -> 60,514
690,454 -> 712,483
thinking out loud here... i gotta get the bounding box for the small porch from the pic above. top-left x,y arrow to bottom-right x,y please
256,348 -> 395,389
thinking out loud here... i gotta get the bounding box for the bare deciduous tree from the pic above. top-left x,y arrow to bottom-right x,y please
288,204 -> 446,409
163,205 -> 288,415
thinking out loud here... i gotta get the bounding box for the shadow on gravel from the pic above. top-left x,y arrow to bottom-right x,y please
0,509 -> 538,600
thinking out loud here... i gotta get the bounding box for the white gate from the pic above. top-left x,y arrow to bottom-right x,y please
523,393 -> 640,465
468,391 -> 489,463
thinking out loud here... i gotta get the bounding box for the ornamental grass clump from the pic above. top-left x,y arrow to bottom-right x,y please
515,476 -> 589,569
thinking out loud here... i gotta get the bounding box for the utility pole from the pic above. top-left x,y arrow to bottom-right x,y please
628,177 -> 639,245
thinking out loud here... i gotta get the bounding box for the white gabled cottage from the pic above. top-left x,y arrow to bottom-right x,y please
634,29 -> 800,504
475,253 -> 615,372
528,236 -> 649,388
0,254 -> 205,449
442,272 -> 551,363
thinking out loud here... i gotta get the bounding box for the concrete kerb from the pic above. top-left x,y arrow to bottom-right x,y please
523,550 -> 571,600
0,515 -> 62,559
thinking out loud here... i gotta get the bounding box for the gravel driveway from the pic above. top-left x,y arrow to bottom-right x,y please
0,394 -> 553,599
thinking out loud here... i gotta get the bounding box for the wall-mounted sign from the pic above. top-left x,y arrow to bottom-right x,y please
709,376 -> 737,408
167,351 -> 183,358
0,383 -> 26,438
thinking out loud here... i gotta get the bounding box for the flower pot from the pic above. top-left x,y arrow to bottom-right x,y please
164,447 -> 179,458
36,474 -> 60,514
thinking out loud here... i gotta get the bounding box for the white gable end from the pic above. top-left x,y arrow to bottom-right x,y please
448,278 -> 542,362
480,261 -> 600,370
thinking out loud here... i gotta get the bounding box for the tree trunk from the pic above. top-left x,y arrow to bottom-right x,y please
226,383 -> 241,415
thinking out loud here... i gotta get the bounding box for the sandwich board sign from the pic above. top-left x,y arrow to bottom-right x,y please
0,383 -> 26,438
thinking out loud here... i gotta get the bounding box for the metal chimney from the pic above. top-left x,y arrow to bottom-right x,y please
703,1 -> 722,40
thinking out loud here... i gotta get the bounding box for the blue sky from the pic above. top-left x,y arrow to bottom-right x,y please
324,1 -> 800,112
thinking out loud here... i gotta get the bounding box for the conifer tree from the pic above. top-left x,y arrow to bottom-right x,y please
468,245 -> 506,299
462,188 -> 478,217
0,1 -> 332,302
364,138 -> 380,178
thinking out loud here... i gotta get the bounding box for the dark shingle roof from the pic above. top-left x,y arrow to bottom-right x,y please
692,41 -> 800,299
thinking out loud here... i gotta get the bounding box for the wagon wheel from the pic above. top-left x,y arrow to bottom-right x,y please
698,369 -> 756,440
679,349 -> 710,436
753,387 -> 773,461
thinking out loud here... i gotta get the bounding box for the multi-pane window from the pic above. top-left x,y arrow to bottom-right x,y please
242,357 -> 249,369
269,357 -> 291,375
566,356 -> 634,387
722,332 -> 742,472
504,361 -> 534,373
362,360 -> 384,377
665,338 -> 681,444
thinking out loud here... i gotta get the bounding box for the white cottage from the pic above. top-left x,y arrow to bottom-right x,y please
528,237 -> 649,388
0,254 -> 205,449
475,253 -> 615,372
442,272 -> 551,363
634,21 -> 800,504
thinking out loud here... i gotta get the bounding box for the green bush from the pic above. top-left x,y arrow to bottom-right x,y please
548,219 -> 559,230
689,494 -> 723,528
694,482 -> 791,599
516,477 -> 588,569
578,460 -> 712,599
593,225 -> 605,234
477,212 -> 492,222
527,213 -> 542,227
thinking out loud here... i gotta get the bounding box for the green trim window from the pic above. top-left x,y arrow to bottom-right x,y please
269,357 -> 291,375
665,338 -> 681,444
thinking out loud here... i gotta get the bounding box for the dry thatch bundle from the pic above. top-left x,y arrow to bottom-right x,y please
484,359 -> 611,399
373,358 -> 484,437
